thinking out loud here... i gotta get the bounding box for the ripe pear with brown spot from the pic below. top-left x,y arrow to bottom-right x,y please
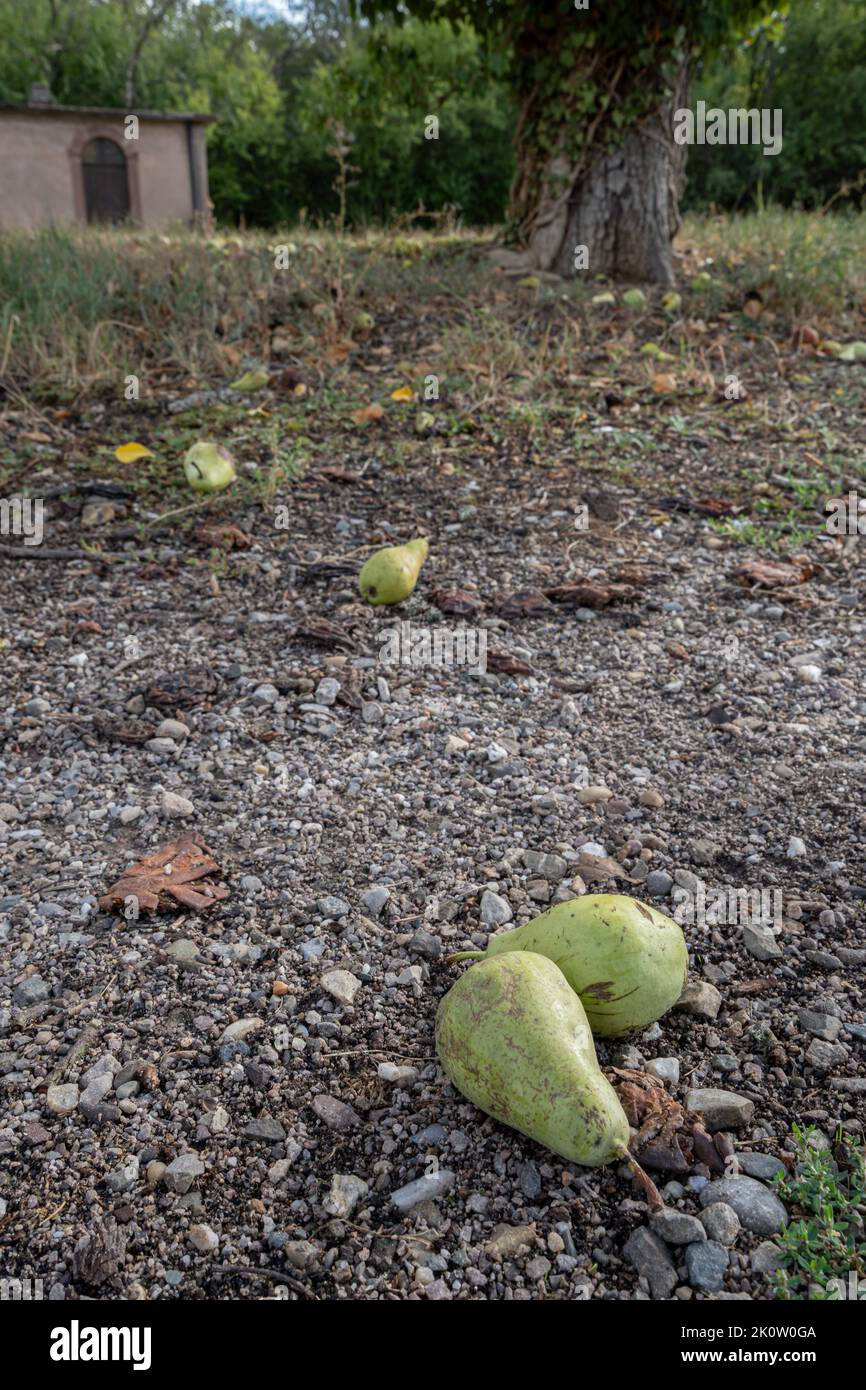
358,536 -> 428,605
436,951 -> 631,1167
451,893 -> 688,1036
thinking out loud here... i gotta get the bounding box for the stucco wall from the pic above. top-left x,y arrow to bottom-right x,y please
0,112 -> 207,229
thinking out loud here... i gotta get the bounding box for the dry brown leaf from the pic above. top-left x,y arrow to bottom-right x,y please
496,589 -> 554,619
485,647 -> 533,675
545,580 -> 633,609
195,523 -> 254,550
432,589 -> 484,616
98,833 -> 230,914
732,556 -> 813,588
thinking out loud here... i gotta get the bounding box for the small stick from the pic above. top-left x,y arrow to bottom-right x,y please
211,1265 -> 313,1299
617,1146 -> 664,1212
444,950 -> 485,964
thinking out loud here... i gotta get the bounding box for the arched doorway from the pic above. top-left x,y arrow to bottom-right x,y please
81,137 -> 130,223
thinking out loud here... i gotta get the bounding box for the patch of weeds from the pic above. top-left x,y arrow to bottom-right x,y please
770,1125 -> 865,1301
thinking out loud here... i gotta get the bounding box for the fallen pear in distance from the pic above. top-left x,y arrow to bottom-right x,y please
358,536 -> 428,605
183,441 -> 237,493
450,893 -> 688,1037
436,952 -> 661,1204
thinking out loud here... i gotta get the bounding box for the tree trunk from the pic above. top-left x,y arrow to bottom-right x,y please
506,53 -> 690,287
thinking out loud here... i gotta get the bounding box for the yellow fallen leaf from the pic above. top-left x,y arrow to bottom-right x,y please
115,442 -> 153,464
652,373 -> 677,394
390,386 -> 415,402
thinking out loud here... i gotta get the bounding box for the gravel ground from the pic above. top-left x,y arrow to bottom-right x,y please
1,364 -> 865,1302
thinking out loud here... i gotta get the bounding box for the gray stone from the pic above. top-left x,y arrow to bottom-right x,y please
734,1152 -> 785,1181
360,886 -> 390,916
165,938 -> 201,964
646,870 -> 674,897
699,1177 -> 788,1235
390,1170 -> 456,1212
685,1088 -> 754,1130
79,1073 -> 115,1107
751,1240 -> 785,1276
320,969 -> 361,1006
46,1083 -> 79,1116
315,677 -> 340,706
517,1162 -> 542,1199
685,1240 -> 729,1292
743,924 -> 782,961
689,839 -> 718,866
798,1010 -> 841,1042
480,890 -> 513,927
623,1227 -> 677,1299
317,895 -> 350,918
650,1209 -> 707,1246
805,1038 -> 848,1071
522,850 -> 567,882
312,1095 -> 359,1131
299,939 -> 325,962
805,950 -> 842,970
377,1063 -> 417,1086
700,1202 -> 740,1245
676,981 -> 722,1019
219,1017 -> 264,1043
164,1154 -> 205,1194
323,1173 -> 368,1218
408,929 -> 442,960
106,1158 -> 139,1193
81,1054 -> 121,1088
831,1077 -> 866,1094
243,1115 -> 286,1142
13,976 -> 50,1007
155,719 -> 190,741
647,1057 -> 680,1086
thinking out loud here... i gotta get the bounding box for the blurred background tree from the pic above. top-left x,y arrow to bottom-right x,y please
0,0 -> 863,228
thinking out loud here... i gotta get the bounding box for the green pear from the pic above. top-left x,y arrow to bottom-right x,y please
183,441 -> 237,493
358,536 -> 428,605
690,272 -> 714,292
591,291 -> 616,306
623,288 -> 647,311
453,893 -> 688,1037
837,341 -> 866,362
436,952 -> 630,1167
230,368 -> 270,392
662,291 -> 682,314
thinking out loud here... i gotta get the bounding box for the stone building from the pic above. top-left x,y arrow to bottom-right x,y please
0,85 -> 214,229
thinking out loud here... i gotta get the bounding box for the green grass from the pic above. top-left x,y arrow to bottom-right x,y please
2,211 -> 866,402
770,1125 -> 866,1300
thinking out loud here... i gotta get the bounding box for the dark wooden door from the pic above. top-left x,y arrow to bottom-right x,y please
82,138 -> 130,223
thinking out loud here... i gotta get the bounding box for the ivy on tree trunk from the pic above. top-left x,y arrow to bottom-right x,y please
505,15 -> 690,285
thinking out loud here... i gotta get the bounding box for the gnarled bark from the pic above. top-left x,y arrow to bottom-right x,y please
508,64 -> 690,287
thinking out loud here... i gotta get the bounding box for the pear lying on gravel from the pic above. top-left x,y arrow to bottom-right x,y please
358,536 -> 428,605
183,441 -> 237,493
436,952 -> 631,1167
452,893 -> 688,1037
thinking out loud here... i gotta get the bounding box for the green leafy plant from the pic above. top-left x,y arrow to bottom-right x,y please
770,1125 -> 866,1300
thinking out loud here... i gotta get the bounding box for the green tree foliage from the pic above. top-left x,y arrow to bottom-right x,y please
686,0 -> 866,209
287,18 -> 515,225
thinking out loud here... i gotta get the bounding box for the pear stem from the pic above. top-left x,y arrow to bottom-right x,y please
617,1146 -> 664,1212
444,950 -> 486,965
